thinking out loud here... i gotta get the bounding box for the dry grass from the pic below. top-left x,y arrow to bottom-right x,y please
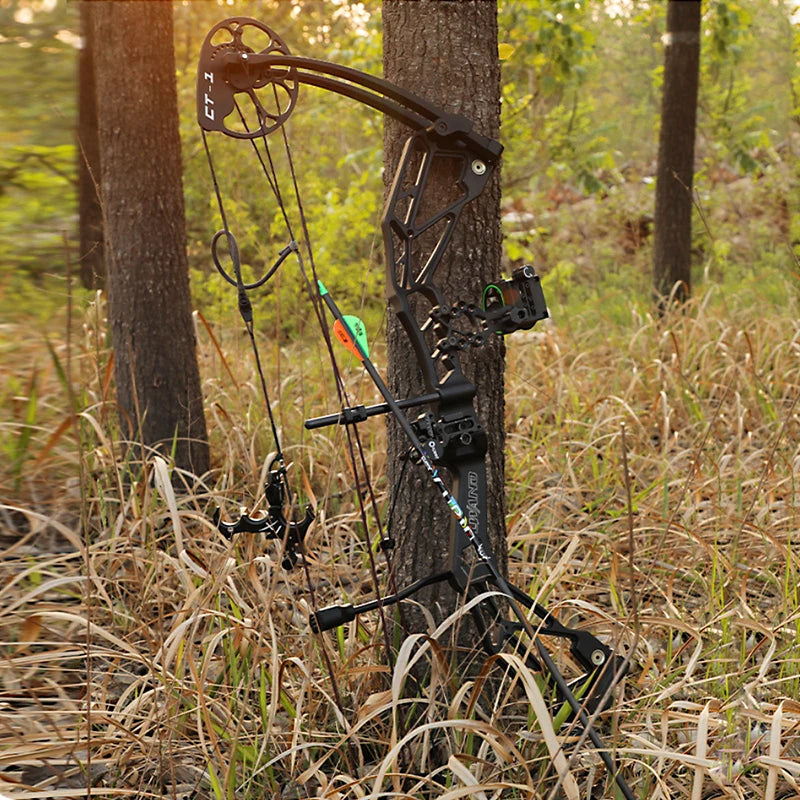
2,275 -> 800,800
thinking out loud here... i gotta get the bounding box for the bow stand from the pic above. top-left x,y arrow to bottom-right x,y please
197,17 -> 633,799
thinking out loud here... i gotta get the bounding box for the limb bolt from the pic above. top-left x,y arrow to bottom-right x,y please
471,160 -> 486,175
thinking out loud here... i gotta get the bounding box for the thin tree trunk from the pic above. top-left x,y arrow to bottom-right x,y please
77,1 -> 104,291
653,0 -> 701,304
92,1 -> 208,476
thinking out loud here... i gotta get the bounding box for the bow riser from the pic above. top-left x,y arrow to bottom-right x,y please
383,133 -> 496,391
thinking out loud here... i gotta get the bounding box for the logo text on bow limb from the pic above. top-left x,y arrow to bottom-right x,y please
202,71 -> 214,121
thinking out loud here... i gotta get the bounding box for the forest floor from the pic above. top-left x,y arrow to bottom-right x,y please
2,167 -> 800,799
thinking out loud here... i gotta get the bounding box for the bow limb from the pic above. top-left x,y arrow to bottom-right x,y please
198,20 -> 502,162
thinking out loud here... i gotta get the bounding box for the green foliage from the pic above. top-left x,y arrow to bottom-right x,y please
0,1 -> 79,288
500,0 -> 607,197
700,1 -> 762,172
501,0 -> 596,96
3,0 -> 799,327
0,144 -> 76,282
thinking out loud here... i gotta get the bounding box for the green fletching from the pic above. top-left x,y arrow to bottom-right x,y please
343,315 -> 369,357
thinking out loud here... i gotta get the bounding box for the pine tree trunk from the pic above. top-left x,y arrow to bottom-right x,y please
653,0 -> 701,304
382,0 -> 504,634
92,1 -> 208,476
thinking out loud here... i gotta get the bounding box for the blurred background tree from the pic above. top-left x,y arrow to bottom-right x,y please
90,0 -> 208,476
77,0 -> 104,291
653,0 -> 701,304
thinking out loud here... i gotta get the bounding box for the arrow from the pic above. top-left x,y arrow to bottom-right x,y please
333,315 -> 369,360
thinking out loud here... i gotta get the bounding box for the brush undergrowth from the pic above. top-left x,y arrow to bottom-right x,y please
3,180 -> 800,799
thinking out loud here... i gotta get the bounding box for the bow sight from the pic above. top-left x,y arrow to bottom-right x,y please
198,16 -> 633,799
483,265 -> 549,333
430,265 -> 549,362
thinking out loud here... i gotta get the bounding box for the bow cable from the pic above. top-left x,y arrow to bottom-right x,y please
201,128 -> 287,475
204,86 -> 402,674
201,122 -> 360,746
263,88 -> 406,671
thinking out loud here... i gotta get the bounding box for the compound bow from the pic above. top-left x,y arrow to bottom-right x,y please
197,16 -> 633,799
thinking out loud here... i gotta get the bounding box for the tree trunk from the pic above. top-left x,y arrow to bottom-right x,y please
92,1 -> 208,476
653,0 -> 701,304
383,0 -> 504,635
77,1 -> 105,291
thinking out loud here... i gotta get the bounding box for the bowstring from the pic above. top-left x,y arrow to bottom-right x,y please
261,90 -> 402,671
202,113 -> 359,755
201,127 -> 286,477
223,89 -> 399,674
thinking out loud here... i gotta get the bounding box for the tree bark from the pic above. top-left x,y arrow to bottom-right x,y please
653,0 -> 701,304
92,1 -> 208,476
383,0 -> 504,635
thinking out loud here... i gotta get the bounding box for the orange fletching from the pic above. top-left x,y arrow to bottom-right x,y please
333,318 -> 363,360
